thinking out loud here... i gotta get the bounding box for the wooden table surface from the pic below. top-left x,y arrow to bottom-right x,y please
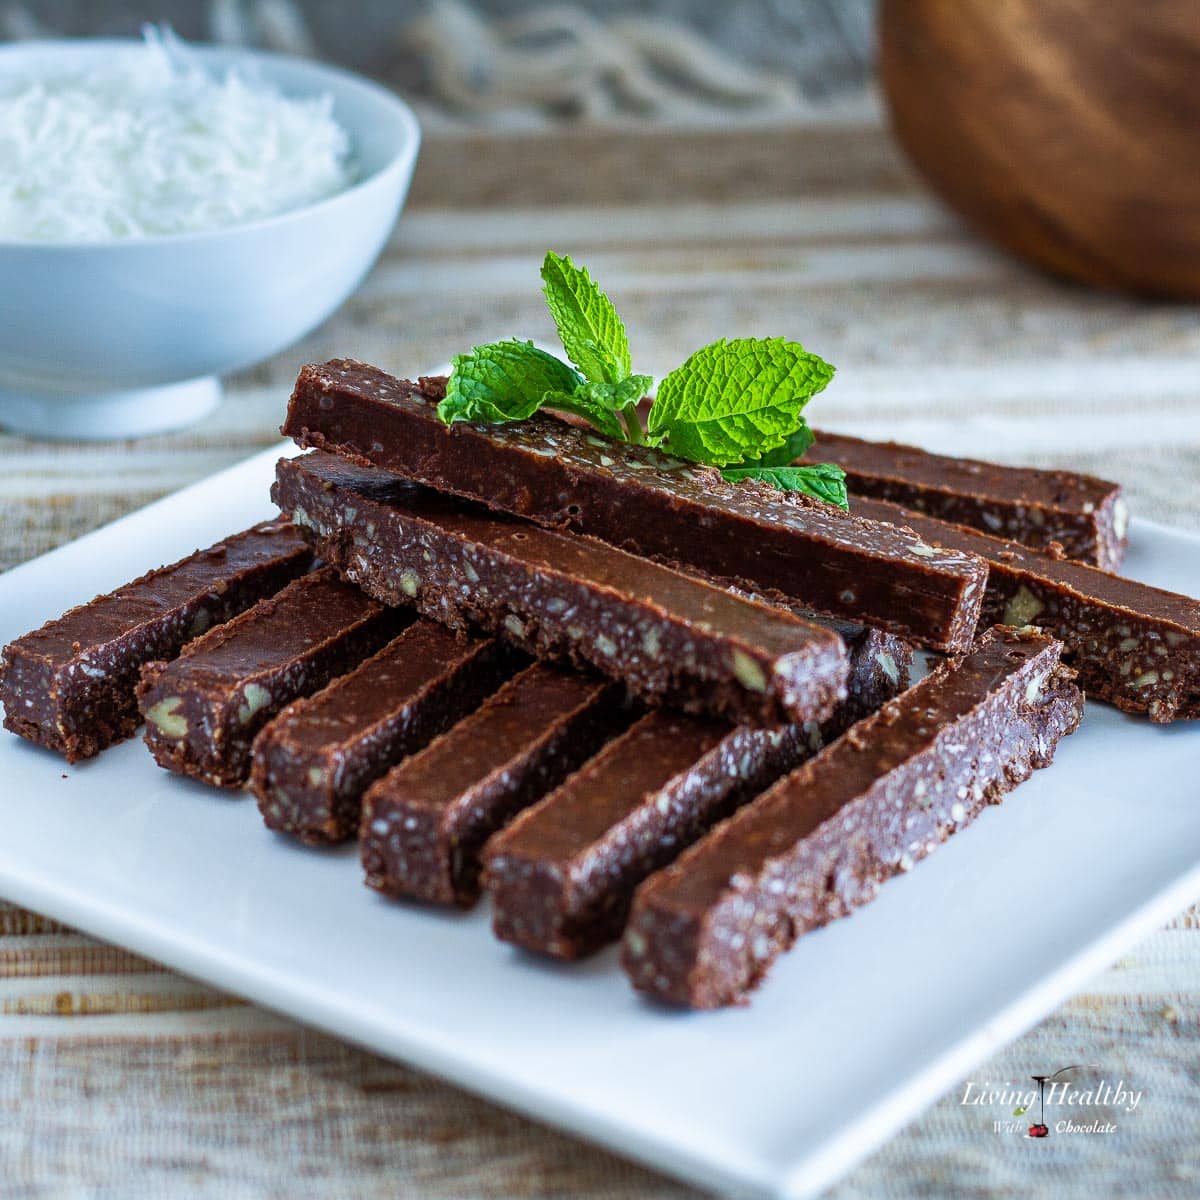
3,119 -> 1198,1198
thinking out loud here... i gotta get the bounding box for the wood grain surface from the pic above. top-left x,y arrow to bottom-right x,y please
880,0 -> 1200,298
2,118 -> 1199,1198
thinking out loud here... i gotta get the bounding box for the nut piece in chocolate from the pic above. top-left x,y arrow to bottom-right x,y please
622,627 -> 1084,1008
0,521 -> 312,762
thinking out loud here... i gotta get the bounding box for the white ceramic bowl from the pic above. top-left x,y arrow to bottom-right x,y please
0,40 -> 421,440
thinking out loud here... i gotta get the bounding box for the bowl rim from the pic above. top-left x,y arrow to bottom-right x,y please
0,37 -> 422,252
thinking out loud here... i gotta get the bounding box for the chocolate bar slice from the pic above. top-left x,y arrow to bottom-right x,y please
0,521 -> 312,762
809,430 -> 1127,568
274,452 -> 850,727
621,628 -> 1083,1008
483,622 -> 911,959
137,567 -> 403,787
251,622 -> 520,845
361,665 -> 630,905
852,495 -> 1200,723
282,360 -> 986,651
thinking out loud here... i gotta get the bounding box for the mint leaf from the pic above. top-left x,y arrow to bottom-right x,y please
584,374 -> 654,443
740,419 -> 814,468
541,251 -> 632,385
541,390 -> 627,442
543,375 -> 652,443
438,340 -> 581,425
647,338 -> 834,467
579,375 -> 653,412
721,462 -> 848,508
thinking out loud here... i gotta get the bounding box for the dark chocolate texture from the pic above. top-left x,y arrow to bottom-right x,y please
360,665 -> 630,905
482,619 -> 910,959
283,360 -> 986,651
0,521 -> 312,761
621,628 -> 1083,1008
273,452 -> 850,727
851,495 -> 1200,723
251,622 -> 520,845
136,567 -> 403,787
809,430 -> 1127,568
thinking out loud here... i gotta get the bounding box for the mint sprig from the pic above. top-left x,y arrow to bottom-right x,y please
437,252 -> 848,508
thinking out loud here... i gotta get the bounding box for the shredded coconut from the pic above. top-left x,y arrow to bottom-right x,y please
0,28 -> 355,242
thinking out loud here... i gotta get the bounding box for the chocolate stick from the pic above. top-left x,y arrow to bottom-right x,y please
483,622 -> 911,959
361,665 -> 630,905
282,360 -> 987,651
0,521 -> 312,761
809,429 -> 1127,568
274,452 -> 850,727
252,622 -> 521,845
137,567 -> 404,787
622,628 -> 1083,1008
851,495 -> 1200,723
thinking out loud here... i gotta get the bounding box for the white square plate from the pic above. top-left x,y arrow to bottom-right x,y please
2,445 -> 1199,1199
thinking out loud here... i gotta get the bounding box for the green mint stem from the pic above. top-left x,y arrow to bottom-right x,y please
620,406 -> 645,445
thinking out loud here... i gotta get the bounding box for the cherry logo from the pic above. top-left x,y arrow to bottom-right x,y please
1026,1065 -> 1081,1139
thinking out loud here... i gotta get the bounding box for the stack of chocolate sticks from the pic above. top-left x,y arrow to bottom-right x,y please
6,358 -> 1200,1006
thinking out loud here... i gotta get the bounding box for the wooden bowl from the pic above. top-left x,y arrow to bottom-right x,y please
879,0 -> 1200,298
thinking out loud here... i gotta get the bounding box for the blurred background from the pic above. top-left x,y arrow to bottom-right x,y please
4,0 -> 878,118
3,5 -> 1199,1197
